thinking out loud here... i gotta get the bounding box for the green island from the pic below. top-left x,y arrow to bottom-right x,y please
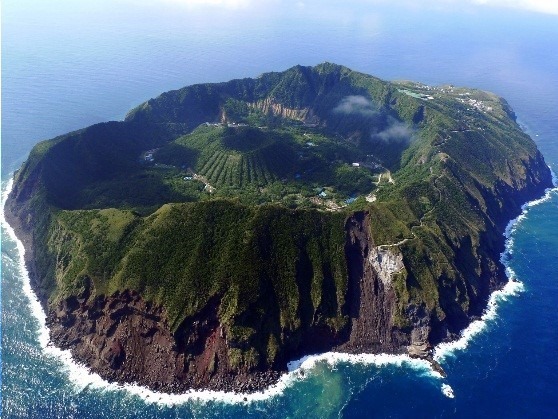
6,63 -> 552,393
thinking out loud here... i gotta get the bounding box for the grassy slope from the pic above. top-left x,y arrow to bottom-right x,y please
370,83 -> 546,329
47,201 -> 347,368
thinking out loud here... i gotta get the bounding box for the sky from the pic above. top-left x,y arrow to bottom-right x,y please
156,0 -> 558,15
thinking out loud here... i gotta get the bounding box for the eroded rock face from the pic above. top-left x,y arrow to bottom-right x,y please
249,98 -> 320,124
47,290 -> 281,394
337,212 -> 411,354
49,291 -> 181,390
368,246 -> 404,286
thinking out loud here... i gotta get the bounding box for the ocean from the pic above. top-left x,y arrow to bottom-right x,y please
2,1 -> 558,417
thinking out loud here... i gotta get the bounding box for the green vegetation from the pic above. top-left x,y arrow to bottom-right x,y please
10,63 -> 550,368
42,201 -> 347,367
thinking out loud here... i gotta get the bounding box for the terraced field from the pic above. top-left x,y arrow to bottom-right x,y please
154,124 -> 378,199
157,125 -> 298,187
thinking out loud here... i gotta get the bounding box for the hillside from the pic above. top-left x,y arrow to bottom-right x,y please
6,63 -> 553,393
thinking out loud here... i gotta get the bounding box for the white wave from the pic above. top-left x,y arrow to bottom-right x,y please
113,352 -> 437,406
433,279 -> 524,361
0,177 -> 439,406
503,172 -> 558,255
434,175 -> 557,362
286,351 -> 433,373
441,383 -> 454,399
1,178 -> 50,349
506,168 -> 557,247
0,178 -> 13,213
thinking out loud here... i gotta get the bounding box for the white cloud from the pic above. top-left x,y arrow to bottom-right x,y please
334,96 -> 379,117
376,120 -> 413,143
359,0 -> 558,15
471,0 -> 558,15
160,0 -> 254,9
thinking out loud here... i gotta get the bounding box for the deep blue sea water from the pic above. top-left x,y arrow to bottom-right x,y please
2,1 -> 558,417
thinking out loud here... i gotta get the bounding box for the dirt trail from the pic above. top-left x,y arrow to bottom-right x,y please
378,173 -> 443,250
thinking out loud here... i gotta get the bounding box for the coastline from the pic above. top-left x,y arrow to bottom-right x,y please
3,172 -> 557,404
0,176 -> 437,404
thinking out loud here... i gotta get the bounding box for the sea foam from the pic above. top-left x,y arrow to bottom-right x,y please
2,172 -> 557,405
441,383 -> 455,399
434,169 -> 558,362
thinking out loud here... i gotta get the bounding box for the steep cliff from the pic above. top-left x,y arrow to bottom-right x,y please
6,63 -> 553,392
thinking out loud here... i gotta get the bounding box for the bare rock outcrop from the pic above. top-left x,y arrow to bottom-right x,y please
47,290 -> 281,394
336,212 -> 411,354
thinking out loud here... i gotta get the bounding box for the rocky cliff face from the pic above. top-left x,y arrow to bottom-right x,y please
43,211 -> 414,393
337,212 -> 410,354
248,98 -> 321,125
48,290 -> 281,393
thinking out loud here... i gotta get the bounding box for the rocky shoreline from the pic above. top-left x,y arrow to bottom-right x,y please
6,154 -> 555,394
6,189 -> 528,394
4,194 -> 427,394
48,289 -> 285,395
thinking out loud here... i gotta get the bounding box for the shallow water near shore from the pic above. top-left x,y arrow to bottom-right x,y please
3,1 -> 558,417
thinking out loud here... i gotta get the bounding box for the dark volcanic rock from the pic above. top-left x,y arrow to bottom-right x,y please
47,290 -> 283,394
336,211 -> 411,354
